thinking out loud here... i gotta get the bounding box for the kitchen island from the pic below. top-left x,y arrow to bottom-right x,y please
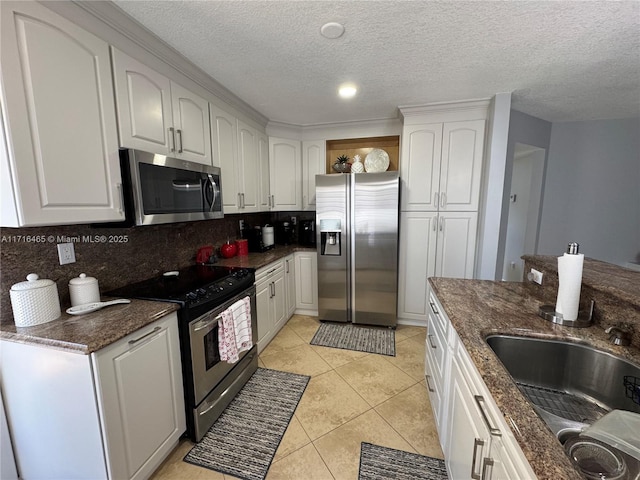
429,272 -> 640,480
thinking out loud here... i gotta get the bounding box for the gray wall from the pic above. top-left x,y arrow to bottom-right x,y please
496,110 -> 552,279
538,117 -> 640,266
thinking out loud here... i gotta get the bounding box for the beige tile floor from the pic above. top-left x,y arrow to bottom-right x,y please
150,315 -> 443,480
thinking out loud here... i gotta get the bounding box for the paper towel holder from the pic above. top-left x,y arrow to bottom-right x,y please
538,299 -> 595,328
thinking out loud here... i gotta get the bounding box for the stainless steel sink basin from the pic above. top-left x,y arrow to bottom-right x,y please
486,335 -> 640,435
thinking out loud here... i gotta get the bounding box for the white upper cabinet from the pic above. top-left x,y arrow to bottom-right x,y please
400,123 -> 443,212
112,48 -> 212,166
257,132 -> 270,211
439,120 -> 485,211
0,1 -> 124,227
210,105 -> 263,214
302,140 -> 326,211
236,120 -> 259,212
269,137 -> 302,211
400,119 -> 485,212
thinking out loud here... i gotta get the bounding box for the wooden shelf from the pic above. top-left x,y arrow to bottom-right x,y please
325,136 -> 400,174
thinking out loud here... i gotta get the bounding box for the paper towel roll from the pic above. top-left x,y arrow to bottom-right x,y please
555,252 -> 584,320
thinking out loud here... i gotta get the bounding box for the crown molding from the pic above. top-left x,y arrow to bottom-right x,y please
399,98 -> 492,124
70,1 -> 269,127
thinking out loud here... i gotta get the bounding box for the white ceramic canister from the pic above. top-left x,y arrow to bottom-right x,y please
10,273 -> 61,327
69,273 -> 100,307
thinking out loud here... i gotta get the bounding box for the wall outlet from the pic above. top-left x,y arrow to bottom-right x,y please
239,219 -> 245,231
291,216 -> 297,225
57,243 -> 76,265
529,268 -> 543,285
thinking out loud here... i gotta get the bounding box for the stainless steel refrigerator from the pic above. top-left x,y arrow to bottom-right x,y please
316,172 -> 399,327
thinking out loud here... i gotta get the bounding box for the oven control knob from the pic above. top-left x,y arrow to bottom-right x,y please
186,292 -> 198,300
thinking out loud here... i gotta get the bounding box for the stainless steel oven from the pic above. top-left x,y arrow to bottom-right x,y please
189,286 -> 258,440
106,265 -> 257,442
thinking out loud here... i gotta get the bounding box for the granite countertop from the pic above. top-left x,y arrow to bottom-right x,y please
429,277 -> 640,480
0,299 -> 179,355
0,245 -> 316,355
215,245 -> 316,270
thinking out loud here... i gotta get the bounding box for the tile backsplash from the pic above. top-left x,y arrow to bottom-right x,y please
0,213 -> 284,322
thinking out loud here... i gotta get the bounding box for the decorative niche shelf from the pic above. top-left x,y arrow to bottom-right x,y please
325,136 -> 400,174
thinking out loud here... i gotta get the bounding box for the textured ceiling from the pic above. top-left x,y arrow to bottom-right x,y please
113,0 -> 640,125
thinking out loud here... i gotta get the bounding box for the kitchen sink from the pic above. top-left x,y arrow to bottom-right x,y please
486,335 -> 640,436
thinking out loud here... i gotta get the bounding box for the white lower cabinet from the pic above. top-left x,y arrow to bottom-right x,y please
255,260 -> 286,353
398,211 -> 478,324
294,251 -> 318,315
426,286 -> 537,480
0,312 -> 185,480
93,313 -> 185,480
284,254 -> 296,317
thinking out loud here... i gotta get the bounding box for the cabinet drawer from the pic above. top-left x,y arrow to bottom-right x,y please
428,291 -> 448,335
255,260 -> 284,284
425,349 -> 443,431
426,311 -> 448,389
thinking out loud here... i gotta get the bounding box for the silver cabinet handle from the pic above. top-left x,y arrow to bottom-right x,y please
286,259 -> 289,273
429,301 -> 439,315
425,374 -> 435,393
471,438 -> 485,480
441,191 -> 446,208
432,217 -> 437,231
176,128 -> 183,153
271,194 -> 275,208
238,193 -> 242,208
439,216 -> 444,232
481,457 -> 494,480
474,395 -> 501,436
434,192 -> 439,208
168,127 -> 175,152
268,268 -> 277,274
427,334 -> 437,349
117,183 -> 124,215
128,326 -> 161,345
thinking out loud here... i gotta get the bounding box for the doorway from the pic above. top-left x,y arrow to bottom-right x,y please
502,143 -> 545,281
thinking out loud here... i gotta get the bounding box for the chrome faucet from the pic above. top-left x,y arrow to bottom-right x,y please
605,326 -> 631,346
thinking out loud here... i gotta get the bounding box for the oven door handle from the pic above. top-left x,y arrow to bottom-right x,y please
194,314 -> 222,332
199,383 -> 233,416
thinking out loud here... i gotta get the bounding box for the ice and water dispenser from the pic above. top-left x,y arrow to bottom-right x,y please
320,219 -> 341,256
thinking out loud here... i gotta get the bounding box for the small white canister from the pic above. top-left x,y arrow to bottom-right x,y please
69,273 -> 100,307
10,274 -> 61,327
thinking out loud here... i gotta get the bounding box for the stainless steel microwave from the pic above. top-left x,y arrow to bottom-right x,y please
119,149 -> 223,226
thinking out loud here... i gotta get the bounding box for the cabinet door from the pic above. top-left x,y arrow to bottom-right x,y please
237,120 -> 259,212
210,104 -> 240,213
284,255 -> 296,317
445,356 -> 491,480
269,137 -> 302,211
92,313 -> 185,480
111,48 -> 172,154
302,140 -> 325,211
400,123 -> 442,211
439,120 -> 485,211
1,1 -> 123,226
272,269 -> 288,331
170,81 -> 212,165
255,277 -> 272,353
397,211 -> 438,322
257,132 -> 271,211
295,252 -> 318,312
434,212 -> 478,279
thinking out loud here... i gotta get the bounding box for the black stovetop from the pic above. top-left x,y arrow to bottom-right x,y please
106,265 -> 255,310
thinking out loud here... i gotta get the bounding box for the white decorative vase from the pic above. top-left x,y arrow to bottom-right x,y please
351,155 -> 364,173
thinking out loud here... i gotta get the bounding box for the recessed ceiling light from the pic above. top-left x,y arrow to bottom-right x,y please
338,83 -> 357,99
320,22 -> 345,39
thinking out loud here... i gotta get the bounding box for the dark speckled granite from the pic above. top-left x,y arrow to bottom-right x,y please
0,299 -> 179,354
429,277 -> 640,480
215,245 -> 315,270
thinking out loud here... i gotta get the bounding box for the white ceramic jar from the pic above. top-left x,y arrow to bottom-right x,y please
10,274 -> 61,327
69,273 -> 100,307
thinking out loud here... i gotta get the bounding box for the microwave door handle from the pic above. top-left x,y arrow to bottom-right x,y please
205,174 -> 218,212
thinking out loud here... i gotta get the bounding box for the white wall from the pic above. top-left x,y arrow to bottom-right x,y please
538,117 -> 640,266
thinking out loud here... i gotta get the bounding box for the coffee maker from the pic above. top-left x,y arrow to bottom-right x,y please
275,221 -> 295,245
299,220 -> 316,247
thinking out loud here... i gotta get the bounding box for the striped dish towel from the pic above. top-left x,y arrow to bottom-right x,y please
218,296 -> 252,363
